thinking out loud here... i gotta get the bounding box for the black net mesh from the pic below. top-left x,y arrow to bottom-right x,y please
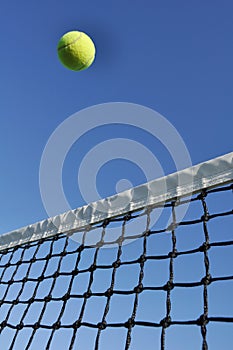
0,183 -> 232,349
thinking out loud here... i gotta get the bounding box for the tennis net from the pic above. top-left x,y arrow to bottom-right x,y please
0,152 -> 232,350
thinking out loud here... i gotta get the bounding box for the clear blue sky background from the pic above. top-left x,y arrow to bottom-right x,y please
0,1 -> 232,349
0,0 -> 232,234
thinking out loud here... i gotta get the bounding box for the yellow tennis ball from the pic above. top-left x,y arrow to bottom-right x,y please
57,31 -> 96,71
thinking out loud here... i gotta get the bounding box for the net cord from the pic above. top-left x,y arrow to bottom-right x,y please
0,152 -> 232,251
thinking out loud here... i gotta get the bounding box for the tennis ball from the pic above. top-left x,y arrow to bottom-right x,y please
57,31 -> 96,71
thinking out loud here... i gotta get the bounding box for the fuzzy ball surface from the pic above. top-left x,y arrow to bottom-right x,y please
57,31 -> 96,71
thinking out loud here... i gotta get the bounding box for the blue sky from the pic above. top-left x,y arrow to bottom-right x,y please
0,0 -> 232,234
0,2 -> 232,349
